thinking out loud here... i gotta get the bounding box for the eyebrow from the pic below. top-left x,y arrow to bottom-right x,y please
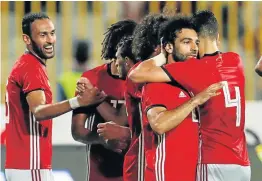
181,38 -> 193,41
39,29 -> 56,33
181,38 -> 199,42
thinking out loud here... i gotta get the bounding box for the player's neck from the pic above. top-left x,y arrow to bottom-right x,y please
203,39 -> 219,55
110,60 -> 118,76
26,47 -> 47,65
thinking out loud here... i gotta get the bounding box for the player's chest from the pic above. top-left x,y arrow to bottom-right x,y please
168,90 -> 191,109
96,77 -> 125,99
44,79 -> 52,104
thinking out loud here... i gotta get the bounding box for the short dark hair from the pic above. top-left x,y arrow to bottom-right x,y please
117,36 -> 137,64
22,12 -> 50,37
191,10 -> 218,40
101,20 -> 137,60
74,40 -> 89,64
159,15 -> 194,46
132,14 -> 169,61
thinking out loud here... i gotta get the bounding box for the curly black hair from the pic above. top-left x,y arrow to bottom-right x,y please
116,36 -> 137,64
191,10 -> 218,40
132,14 -> 169,61
101,20 -> 137,60
22,12 -> 50,37
159,15 -> 194,46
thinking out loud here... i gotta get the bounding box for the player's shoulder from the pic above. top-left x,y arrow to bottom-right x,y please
223,52 -> 240,57
82,63 -> 106,77
223,52 -> 243,65
128,61 -> 142,74
10,53 -> 39,76
126,61 -> 142,89
143,82 -> 174,94
223,52 -> 241,61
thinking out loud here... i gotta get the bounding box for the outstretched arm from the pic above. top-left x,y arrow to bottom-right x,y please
76,77 -> 128,126
128,53 -> 171,83
27,87 -> 105,121
146,82 -> 223,135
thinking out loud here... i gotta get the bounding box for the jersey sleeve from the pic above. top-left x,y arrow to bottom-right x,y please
142,83 -> 172,114
161,58 -> 205,91
21,67 -> 48,95
73,71 -> 98,115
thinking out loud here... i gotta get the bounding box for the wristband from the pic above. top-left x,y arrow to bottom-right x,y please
153,53 -> 167,66
69,97 -> 80,109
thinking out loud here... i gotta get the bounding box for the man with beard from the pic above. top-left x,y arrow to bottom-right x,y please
129,10 -> 250,181
72,20 -> 137,181
141,16 -> 222,181
4,13 -> 105,181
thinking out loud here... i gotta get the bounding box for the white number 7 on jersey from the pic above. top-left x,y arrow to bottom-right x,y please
222,81 -> 241,127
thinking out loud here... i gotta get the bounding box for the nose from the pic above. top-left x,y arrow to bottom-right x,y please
46,33 -> 56,44
191,42 -> 198,53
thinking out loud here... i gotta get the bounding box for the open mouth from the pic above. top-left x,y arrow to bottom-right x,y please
44,45 -> 53,53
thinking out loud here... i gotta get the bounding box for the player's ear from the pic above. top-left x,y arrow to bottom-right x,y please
164,43 -> 173,54
125,57 -> 135,68
22,34 -> 31,45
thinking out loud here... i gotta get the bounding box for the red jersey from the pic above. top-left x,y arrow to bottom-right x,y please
73,63 -> 125,180
5,52 -> 52,169
123,62 -> 145,181
141,82 -> 199,181
163,52 -> 250,165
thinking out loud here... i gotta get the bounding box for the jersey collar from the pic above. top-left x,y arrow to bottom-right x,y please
203,51 -> 221,57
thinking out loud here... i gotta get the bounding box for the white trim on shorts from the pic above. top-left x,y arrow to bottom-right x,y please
5,169 -> 54,181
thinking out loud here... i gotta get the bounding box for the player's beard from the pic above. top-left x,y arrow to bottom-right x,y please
120,66 -> 128,80
172,51 -> 187,62
31,38 -> 55,60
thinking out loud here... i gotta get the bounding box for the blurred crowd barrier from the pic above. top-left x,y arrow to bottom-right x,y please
1,1 -> 262,102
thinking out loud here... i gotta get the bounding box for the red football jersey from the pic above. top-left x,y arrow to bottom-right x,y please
73,63 -> 125,180
5,52 -> 52,169
163,52 -> 250,165
123,62 -> 145,181
141,82 -> 199,181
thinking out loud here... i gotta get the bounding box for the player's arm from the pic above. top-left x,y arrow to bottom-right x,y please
96,103 -> 128,126
77,77 -> 128,126
255,56 -> 262,76
97,121 -> 131,141
145,82 -> 223,135
71,111 -> 104,144
147,103 -> 196,135
26,87 -> 105,121
128,53 -> 171,83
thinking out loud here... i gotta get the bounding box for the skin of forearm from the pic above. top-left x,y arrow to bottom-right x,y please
33,100 -> 72,121
96,102 -> 127,126
72,126 -> 104,145
151,99 -> 198,135
129,59 -> 157,83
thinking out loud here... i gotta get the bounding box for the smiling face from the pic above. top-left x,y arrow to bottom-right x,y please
172,28 -> 199,62
26,18 -> 56,59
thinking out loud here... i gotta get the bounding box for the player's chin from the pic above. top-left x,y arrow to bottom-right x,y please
44,53 -> 55,59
